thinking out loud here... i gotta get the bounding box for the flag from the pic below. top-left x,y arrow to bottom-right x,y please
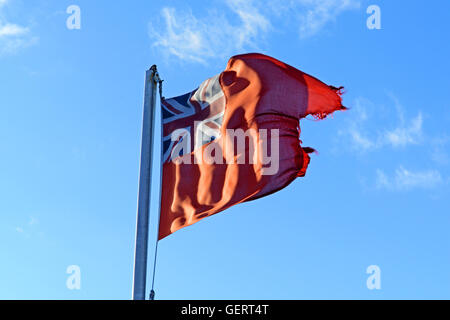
159,53 -> 346,239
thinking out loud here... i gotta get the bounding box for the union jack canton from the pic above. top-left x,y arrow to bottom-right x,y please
161,74 -> 225,163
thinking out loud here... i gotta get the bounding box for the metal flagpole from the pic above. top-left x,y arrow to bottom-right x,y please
132,65 -> 160,300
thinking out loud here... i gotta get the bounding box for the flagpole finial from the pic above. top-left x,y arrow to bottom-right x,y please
149,65 -> 164,100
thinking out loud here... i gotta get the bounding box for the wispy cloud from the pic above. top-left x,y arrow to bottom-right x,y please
15,216 -> 40,237
0,0 -> 37,55
376,167 -> 443,191
342,95 -> 423,152
149,0 -> 359,63
150,1 -> 269,64
384,94 -> 423,147
336,94 -> 449,192
291,0 -> 360,37
0,22 -> 28,37
384,113 -> 422,147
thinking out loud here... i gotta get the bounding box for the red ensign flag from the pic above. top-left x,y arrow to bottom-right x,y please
159,53 -> 345,239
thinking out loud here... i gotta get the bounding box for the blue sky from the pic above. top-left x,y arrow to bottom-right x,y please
0,0 -> 449,299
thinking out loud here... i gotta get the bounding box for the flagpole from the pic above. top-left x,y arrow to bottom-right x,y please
132,65 -> 159,300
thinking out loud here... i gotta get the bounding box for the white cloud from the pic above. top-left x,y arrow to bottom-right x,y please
383,94 -> 423,147
14,216 -> 40,237
343,96 -> 423,152
150,1 -> 269,64
0,23 -> 28,36
0,0 -> 36,55
149,0 -> 359,63
226,0 -> 271,47
339,96 -> 448,192
384,113 -> 422,147
376,167 -> 443,191
293,0 -> 360,37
